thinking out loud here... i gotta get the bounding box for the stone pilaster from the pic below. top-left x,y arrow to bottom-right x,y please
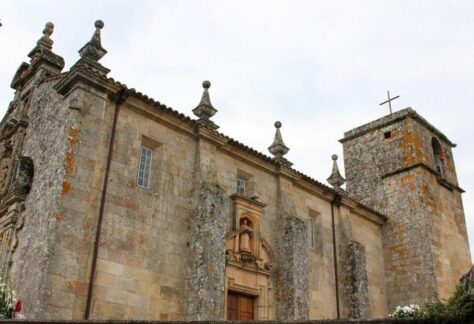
184,124 -> 228,320
274,174 -> 309,321
338,209 -> 370,319
345,241 -> 370,319
184,180 -> 227,320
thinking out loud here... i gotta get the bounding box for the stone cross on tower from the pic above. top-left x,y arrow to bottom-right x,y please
379,90 -> 399,114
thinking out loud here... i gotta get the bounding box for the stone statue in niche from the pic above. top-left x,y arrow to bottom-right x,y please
0,142 -> 13,190
13,156 -> 34,195
239,219 -> 253,253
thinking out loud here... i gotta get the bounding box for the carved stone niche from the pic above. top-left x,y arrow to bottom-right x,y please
224,193 -> 275,320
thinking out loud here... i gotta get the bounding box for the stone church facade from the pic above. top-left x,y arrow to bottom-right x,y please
0,21 -> 471,321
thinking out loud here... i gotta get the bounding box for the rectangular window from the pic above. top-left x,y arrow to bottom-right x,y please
236,178 -> 246,195
137,147 -> 153,189
308,209 -> 321,252
309,218 -> 316,248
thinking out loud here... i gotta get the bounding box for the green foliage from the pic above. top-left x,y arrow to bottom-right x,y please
0,277 -> 16,319
424,280 -> 474,322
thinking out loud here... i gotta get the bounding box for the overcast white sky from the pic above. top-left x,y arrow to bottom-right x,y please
1,1 -> 473,258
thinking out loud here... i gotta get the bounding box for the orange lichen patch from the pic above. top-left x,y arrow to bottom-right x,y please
389,245 -> 409,258
56,212 -> 65,225
400,173 -> 416,191
390,224 -> 406,235
401,120 -> 425,166
65,127 -> 81,176
62,181 -> 72,195
66,280 -> 88,296
421,181 -> 439,211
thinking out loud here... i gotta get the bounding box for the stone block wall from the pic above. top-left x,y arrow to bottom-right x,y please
10,78 -> 75,318
6,72 -> 388,321
341,108 -> 471,312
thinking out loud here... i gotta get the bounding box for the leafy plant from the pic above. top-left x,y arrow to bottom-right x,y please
0,277 -> 17,319
424,279 -> 474,322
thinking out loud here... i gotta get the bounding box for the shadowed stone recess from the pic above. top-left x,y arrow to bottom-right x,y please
185,181 -> 228,320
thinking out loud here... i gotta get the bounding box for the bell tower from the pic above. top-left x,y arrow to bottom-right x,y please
340,108 -> 471,311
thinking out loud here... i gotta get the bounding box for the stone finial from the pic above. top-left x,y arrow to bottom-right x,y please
327,154 -> 346,190
192,80 -> 219,130
79,20 -> 107,61
13,22 -> 65,89
36,22 -> 54,50
27,22 -> 57,58
268,121 -> 292,166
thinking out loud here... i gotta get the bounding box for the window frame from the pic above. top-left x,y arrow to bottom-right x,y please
309,217 -> 316,249
236,177 -> 246,195
137,146 -> 153,189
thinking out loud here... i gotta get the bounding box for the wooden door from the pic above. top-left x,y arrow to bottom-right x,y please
227,292 -> 254,320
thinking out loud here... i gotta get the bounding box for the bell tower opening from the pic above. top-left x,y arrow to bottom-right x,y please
431,137 -> 444,176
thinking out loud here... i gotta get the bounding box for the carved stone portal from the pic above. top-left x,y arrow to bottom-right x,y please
225,193 -> 274,320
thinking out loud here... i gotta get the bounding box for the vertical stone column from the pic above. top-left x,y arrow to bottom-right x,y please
338,210 -> 370,319
184,131 -> 228,320
345,241 -> 369,319
274,177 -> 309,321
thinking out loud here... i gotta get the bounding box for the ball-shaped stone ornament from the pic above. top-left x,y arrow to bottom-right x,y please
202,80 -> 211,89
274,121 -> 282,129
331,154 -> 338,160
95,20 -> 104,29
43,22 -> 54,36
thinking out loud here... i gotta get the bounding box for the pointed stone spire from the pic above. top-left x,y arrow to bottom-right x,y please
268,121 -> 292,166
79,20 -> 107,61
55,20 -> 111,95
193,81 -> 219,130
327,154 -> 345,190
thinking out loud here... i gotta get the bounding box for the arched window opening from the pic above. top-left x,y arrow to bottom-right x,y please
432,138 -> 444,176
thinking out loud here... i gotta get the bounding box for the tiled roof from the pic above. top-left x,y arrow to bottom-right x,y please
63,74 -> 387,221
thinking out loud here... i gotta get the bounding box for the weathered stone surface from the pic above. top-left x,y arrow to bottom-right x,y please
0,320 -> 461,324
275,187 -> 309,321
345,241 -> 369,319
278,215 -> 309,320
459,265 -> 474,296
4,22 -> 470,322
341,108 -> 472,311
185,181 -> 227,320
10,78 -> 74,319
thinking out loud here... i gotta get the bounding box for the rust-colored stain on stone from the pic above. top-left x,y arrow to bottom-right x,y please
400,173 -> 415,191
56,212 -> 65,225
388,245 -> 409,258
401,121 -> 425,166
62,181 -> 72,195
66,127 -> 81,176
66,280 -> 87,296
